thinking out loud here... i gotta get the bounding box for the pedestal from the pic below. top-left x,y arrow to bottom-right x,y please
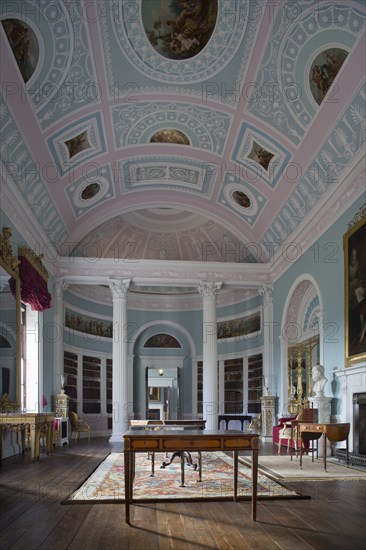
309,396 -> 332,456
55,390 -> 69,418
54,391 -> 69,446
54,417 -> 69,446
260,395 -> 276,439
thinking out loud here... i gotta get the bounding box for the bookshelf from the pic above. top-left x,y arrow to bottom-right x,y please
247,354 -> 263,414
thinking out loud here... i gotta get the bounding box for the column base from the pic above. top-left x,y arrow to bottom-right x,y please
109,433 -> 124,444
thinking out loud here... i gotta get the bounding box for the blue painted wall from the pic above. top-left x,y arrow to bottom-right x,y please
273,195 -> 365,409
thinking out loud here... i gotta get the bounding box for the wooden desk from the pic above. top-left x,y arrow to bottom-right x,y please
299,423 -> 350,470
218,415 -> 252,430
130,419 -> 206,430
123,429 -> 259,524
0,412 -> 55,461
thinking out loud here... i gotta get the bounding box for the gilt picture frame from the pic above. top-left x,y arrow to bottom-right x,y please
344,209 -> 366,364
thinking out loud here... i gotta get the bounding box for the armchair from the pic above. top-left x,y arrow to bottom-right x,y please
277,406 -> 318,456
69,411 -> 91,443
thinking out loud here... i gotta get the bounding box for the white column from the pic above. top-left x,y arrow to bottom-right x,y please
53,278 -> 67,395
109,279 -> 131,442
258,286 -> 274,395
197,281 -> 222,430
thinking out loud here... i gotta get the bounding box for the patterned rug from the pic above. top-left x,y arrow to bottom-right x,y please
65,451 -> 306,503
240,454 -> 366,481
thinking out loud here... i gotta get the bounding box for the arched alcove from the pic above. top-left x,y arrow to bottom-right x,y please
280,276 -> 322,415
131,322 -> 195,420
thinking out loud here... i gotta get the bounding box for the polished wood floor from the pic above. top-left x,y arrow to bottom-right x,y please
0,437 -> 365,549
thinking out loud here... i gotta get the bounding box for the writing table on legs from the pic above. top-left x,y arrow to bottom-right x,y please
299,422 -> 350,470
123,429 -> 259,524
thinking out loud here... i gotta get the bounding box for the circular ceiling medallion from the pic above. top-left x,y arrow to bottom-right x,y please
141,0 -> 218,60
232,190 -> 251,209
81,182 -> 101,201
224,183 -> 258,216
73,176 -> 109,207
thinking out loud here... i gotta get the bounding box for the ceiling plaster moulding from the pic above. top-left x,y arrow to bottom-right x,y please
270,160 -> 366,283
66,284 -> 258,312
54,257 -> 270,287
123,210 -> 206,232
0,162 -> 59,270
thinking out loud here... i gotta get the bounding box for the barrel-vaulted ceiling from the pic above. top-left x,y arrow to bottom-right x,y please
0,0 -> 365,264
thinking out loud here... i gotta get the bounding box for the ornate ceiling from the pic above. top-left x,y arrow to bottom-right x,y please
0,0 -> 365,266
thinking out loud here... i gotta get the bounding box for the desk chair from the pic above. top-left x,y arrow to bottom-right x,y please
278,406 -> 318,458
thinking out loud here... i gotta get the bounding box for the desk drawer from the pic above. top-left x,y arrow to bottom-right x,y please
301,424 -> 323,432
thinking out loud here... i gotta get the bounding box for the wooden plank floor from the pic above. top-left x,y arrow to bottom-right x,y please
0,437 -> 365,549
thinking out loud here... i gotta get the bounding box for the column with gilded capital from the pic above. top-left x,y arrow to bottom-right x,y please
197,282 -> 222,430
53,278 -> 68,395
258,286 -> 274,396
109,279 -> 131,442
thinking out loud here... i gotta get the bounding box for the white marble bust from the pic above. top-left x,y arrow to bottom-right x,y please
312,364 -> 328,397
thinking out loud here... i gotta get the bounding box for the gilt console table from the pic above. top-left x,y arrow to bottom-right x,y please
0,412 -> 55,461
299,422 -> 350,470
123,429 -> 259,524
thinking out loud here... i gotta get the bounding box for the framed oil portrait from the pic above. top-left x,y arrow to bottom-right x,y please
149,386 -> 160,402
344,209 -> 366,364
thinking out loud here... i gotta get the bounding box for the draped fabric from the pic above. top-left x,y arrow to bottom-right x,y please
10,255 -> 52,311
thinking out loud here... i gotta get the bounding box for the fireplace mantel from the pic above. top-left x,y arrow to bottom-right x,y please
334,363 -> 366,452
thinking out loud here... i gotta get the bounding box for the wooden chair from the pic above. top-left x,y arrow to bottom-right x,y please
69,411 -> 91,443
278,406 -> 318,458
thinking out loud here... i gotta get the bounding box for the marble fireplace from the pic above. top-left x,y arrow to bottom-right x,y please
335,363 -> 366,454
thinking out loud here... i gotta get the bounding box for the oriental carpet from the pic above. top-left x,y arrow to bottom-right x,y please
65,451 -> 305,504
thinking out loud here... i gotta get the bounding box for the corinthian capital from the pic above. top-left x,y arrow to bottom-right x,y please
54,278 -> 67,297
258,285 -> 273,305
197,281 -> 222,302
109,279 -> 131,299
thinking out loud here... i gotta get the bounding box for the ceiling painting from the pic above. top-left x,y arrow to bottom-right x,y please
2,19 -> 39,83
141,0 -> 218,60
309,48 -> 348,105
150,129 -> 190,145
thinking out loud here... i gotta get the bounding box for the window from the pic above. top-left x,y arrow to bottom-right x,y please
224,358 -> 243,414
82,355 -> 101,414
20,304 -> 42,412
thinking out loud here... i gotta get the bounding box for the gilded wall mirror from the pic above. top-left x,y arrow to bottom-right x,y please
0,227 -> 21,409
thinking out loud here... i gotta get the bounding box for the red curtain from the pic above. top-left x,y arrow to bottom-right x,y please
10,255 -> 52,311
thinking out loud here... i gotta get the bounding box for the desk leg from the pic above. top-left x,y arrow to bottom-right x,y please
150,452 -> 155,477
180,452 -> 185,487
29,425 -> 36,461
252,449 -> 258,521
233,450 -> 238,501
197,451 -> 202,482
124,451 -> 131,524
46,420 -> 53,454
323,435 -> 327,470
299,437 -> 303,469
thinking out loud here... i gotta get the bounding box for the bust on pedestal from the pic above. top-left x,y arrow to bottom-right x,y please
309,364 -> 332,455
